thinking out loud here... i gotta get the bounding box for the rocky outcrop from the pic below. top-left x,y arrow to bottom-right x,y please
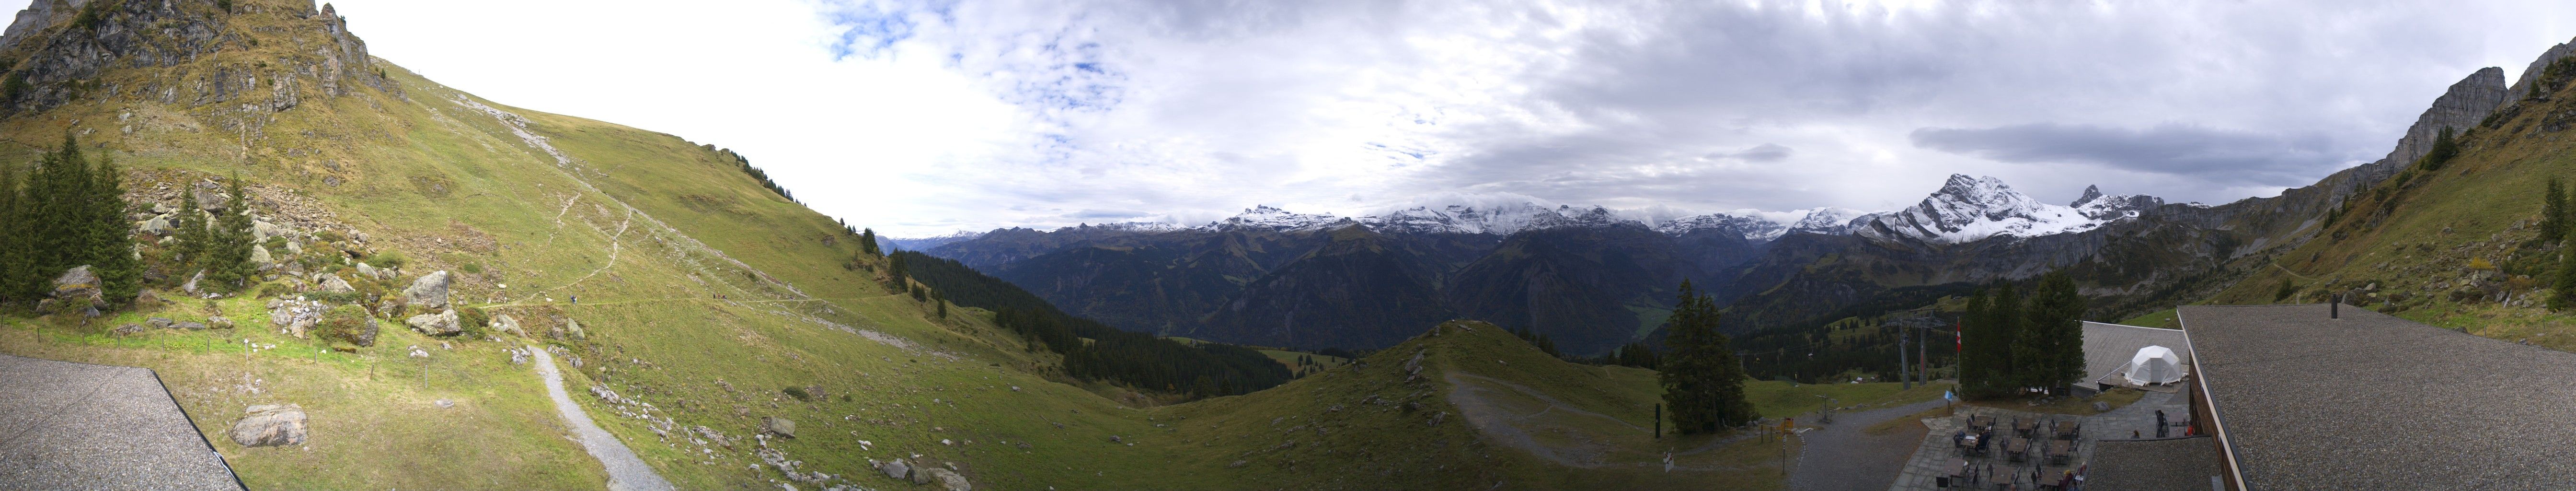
760,416 -> 795,438
320,274 -> 355,293
0,0 -> 88,50
228,404 -> 308,448
402,271 -> 450,309
2507,36 -> 2576,106
491,314 -> 524,337
921,468 -> 971,491
404,309 -> 459,336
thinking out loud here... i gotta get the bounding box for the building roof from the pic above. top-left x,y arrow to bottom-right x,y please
2082,321 -> 2191,386
0,353 -> 243,490
2087,436 -> 2222,491
2180,304 -> 2576,490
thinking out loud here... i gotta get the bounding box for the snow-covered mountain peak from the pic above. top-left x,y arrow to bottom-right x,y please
1860,175 -> 2147,244
1208,205 -> 1347,232
1785,208 -> 1872,236
1656,212 -> 1788,241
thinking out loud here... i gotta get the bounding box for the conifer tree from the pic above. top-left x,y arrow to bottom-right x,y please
1659,280 -> 1755,433
860,228 -> 880,257
2020,272 -> 2086,392
203,172 -> 257,291
171,187 -> 206,269
1963,282 -> 2024,397
2545,177 -> 2568,243
88,155 -> 139,305
0,161 -> 30,304
2555,227 -> 2576,311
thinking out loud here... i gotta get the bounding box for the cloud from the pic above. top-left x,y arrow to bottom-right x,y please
1708,143 -> 1794,163
292,0 -> 2576,235
1909,123 -> 2354,186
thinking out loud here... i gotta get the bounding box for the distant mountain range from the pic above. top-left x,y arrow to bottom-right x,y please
905,40 -> 2541,357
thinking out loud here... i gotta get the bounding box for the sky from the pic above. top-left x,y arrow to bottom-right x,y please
12,0 -> 2572,236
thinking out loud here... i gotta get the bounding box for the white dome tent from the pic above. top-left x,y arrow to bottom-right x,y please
2122,345 -> 2185,386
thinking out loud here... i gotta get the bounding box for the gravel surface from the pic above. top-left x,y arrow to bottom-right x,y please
2184,304 -> 2576,490
0,353 -> 242,491
530,347 -> 676,491
1788,399 -> 1943,491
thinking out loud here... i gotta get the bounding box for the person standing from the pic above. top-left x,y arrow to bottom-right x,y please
2154,410 -> 2169,438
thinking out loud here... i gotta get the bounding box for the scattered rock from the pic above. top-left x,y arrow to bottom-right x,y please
435,399 -> 455,409
253,220 -> 288,242
207,316 -> 234,330
250,246 -> 274,269
562,318 -> 586,339
147,317 -> 175,329
112,324 -> 146,336
876,458 -> 911,480
175,321 -> 207,330
2093,401 -> 2112,412
405,309 -> 461,336
355,262 -> 380,280
182,269 -> 205,294
50,265 -> 104,305
229,404 -> 308,447
921,468 -> 971,491
193,188 -> 229,212
403,271 -> 452,309
138,215 -> 175,236
284,241 -> 302,256
762,416 -> 797,438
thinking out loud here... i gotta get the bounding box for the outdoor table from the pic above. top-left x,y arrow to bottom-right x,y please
2052,420 -> 2079,440
1969,415 -> 1995,431
2046,439 -> 2074,465
1946,458 -> 1967,478
2013,419 -> 2038,437
2004,437 -> 2030,462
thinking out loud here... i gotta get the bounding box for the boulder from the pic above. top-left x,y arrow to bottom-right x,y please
138,215 -> 175,236
112,324 -> 145,336
402,271 -> 451,309
207,316 -> 235,330
251,246 -> 274,269
358,316 -> 381,346
182,269 -> 205,294
492,314 -> 525,337
228,404 -> 309,447
355,263 -> 380,280
253,220 -> 288,242
193,188 -> 229,212
563,318 -> 586,339
921,468 -> 971,491
175,321 -> 207,330
877,458 -> 911,480
761,416 -> 796,438
51,265 -> 103,304
284,241 -> 303,256
146,317 -> 175,329
320,275 -> 356,293
405,309 -> 461,336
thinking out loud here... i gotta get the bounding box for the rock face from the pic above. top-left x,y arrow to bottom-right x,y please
404,309 -> 460,336
0,0 -> 89,50
2364,68 -> 2508,184
228,404 -> 309,447
2508,37 -> 2576,106
402,271 -> 450,309
761,416 -> 795,438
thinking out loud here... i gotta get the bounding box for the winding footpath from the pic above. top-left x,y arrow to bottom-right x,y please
530,347 -> 676,491
1789,399 -> 1945,491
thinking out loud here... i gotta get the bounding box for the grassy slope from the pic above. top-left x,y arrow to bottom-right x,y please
0,1 -> 1817,490
2194,76 -> 2576,352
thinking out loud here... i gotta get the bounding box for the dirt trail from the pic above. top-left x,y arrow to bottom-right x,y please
1443,372 -> 1644,468
1787,399 -> 1943,491
529,347 -> 675,491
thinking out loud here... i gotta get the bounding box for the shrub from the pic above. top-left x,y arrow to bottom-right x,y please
366,250 -> 408,269
457,307 -> 489,329
459,262 -> 483,274
782,386 -> 812,402
317,305 -> 370,346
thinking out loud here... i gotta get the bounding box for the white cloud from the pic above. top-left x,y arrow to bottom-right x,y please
14,0 -> 2575,236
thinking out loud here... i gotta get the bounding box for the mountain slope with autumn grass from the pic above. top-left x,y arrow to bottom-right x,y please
2197,57 -> 2576,352
0,0 -> 1293,490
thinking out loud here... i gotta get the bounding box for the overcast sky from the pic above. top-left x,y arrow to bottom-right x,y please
15,0 -> 2572,236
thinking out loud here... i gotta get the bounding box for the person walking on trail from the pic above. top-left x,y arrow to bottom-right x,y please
2155,410 -> 2169,438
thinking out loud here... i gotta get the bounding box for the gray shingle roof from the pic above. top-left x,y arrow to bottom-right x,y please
0,353 -> 244,490
2087,436 -> 2222,491
2181,304 -> 2576,490
2082,321 -> 2191,386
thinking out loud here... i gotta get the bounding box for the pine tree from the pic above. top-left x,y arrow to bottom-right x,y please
860,228 -> 880,257
0,161 -> 30,305
932,289 -> 947,318
2545,177 -> 2568,243
203,172 -> 257,291
1963,282 -> 2024,397
2020,272 -> 2086,393
171,187 -> 206,269
1659,280 -> 1755,433
2555,227 -> 2576,311
88,155 -> 139,306
2420,127 -> 2461,171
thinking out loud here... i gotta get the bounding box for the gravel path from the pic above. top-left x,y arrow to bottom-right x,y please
1789,399 -> 1944,491
529,347 -> 675,491
0,353 -> 242,490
